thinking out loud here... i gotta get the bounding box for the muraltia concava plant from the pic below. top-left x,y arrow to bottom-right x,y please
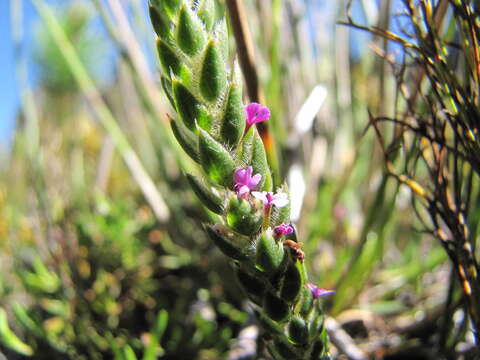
149,1 -> 333,358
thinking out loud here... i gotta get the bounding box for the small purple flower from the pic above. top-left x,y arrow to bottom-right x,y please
234,167 -> 262,198
252,191 -> 289,208
274,223 -> 294,237
306,283 -> 335,299
245,103 -> 270,133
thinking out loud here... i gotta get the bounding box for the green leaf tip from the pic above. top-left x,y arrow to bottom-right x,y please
200,40 -> 227,102
256,229 -> 284,273
288,316 -> 308,345
221,83 -> 245,148
186,174 -> 224,214
149,6 -> 170,39
176,4 -> 206,56
205,225 -> 249,261
197,0 -> 216,31
156,39 -> 182,78
198,128 -> 235,186
169,116 -> 200,163
173,80 -> 212,131
226,196 -> 262,235
263,291 -> 290,322
280,261 -> 303,303
251,132 -> 272,191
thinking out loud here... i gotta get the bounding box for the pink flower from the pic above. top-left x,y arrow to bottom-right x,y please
234,167 -> 262,198
252,191 -> 289,208
306,283 -> 335,299
245,103 -> 270,133
274,224 -> 294,237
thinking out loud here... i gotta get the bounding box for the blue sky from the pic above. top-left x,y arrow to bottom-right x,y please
0,1 -> 39,147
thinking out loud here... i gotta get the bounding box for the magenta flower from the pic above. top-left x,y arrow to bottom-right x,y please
234,167 -> 262,198
245,103 -> 270,133
274,223 -> 294,237
306,283 -> 335,299
252,191 -> 289,208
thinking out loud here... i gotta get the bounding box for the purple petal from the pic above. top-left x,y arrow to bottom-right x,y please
245,103 -> 261,122
234,168 -> 247,184
248,173 -> 262,189
307,283 -> 335,299
255,107 -> 270,123
271,193 -> 289,208
245,103 -> 270,126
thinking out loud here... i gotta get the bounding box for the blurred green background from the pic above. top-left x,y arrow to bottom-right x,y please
0,0 -> 475,359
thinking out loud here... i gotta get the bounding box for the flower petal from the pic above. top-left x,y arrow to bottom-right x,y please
252,191 -> 267,204
248,173 -> 262,189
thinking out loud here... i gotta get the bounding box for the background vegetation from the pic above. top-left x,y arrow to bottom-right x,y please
1,0 -> 478,359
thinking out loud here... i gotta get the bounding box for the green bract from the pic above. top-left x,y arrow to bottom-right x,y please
149,1 -> 330,358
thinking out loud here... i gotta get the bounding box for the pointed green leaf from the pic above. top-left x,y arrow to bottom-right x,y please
256,229 -> 284,273
160,0 -> 181,18
173,81 -> 212,131
170,117 -> 200,163
226,196 -> 262,235
299,285 -> 314,318
280,261 -> 302,303
0,308 -> 33,356
197,0 -> 215,31
149,6 -> 170,39
186,174 -> 224,214
198,128 -> 235,186
13,304 -> 44,338
161,77 -> 175,107
263,291 -> 290,322
176,5 -> 206,56
200,40 -> 227,102
238,127 -> 254,164
258,313 -> 284,336
235,267 -> 265,302
288,316 -> 308,345
212,18 -> 229,62
272,340 -> 301,360
123,345 -> 138,360
205,225 -> 249,261
251,131 -> 272,191
221,83 -> 245,147
156,39 -> 181,78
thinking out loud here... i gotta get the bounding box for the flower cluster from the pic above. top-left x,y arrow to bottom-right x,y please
274,223 -> 294,237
